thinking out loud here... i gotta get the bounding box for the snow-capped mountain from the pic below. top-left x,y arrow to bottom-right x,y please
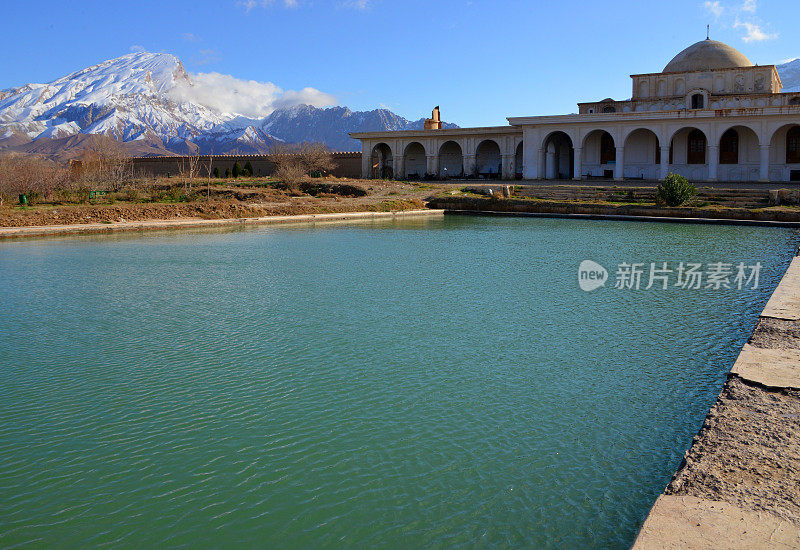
0,51 -> 456,157
778,59 -> 800,92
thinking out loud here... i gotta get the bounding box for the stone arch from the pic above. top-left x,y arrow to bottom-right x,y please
714,122 -> 763,146
371,143 -> 393,179
622,126 -> 664,147
768,124 -> 800,162
515,141 -> 524,179
475,139 -> 501,178
715,126 -> 761,181
623,128 -> 661,178
766,124 -> 800,181
438,140 -> 463,178
639,81 -> 649,98
579,129 -> 618,178
667,127 -> 709,169
542,131 -> 574,180
403,141 -> 427,179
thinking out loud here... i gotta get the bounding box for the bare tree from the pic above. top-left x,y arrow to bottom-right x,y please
268,142 -> 335,190
81,136 -> 131,191
203,151 -> 214,200
0,152 -> 69,203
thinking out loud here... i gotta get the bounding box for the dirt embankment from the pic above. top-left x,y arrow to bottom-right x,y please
0,178 -> 434,228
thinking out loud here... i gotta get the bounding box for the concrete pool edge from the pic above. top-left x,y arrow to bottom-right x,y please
632,256 -> 800,549
0,209 -> 445,240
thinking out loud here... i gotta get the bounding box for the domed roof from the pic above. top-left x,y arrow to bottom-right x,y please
663,39 -> 753,73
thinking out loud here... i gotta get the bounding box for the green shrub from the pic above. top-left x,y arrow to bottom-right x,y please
656,173 -> 697,207
213,167 -> 220,178
243,161 -> 254,177
232,162 -> 242,178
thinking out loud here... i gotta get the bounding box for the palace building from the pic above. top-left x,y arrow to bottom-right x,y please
351,39 -> 800,183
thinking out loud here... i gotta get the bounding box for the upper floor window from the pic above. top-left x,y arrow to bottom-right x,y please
790,97 -> 800,106
691,94 -> 705,109
602,105 -> 616,113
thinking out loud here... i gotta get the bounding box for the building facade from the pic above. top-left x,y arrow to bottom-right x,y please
351,40 -> 800,183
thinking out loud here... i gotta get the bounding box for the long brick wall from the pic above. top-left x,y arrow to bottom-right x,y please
125,152 -> 362,179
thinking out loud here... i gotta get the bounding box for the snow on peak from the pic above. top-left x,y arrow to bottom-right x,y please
778,58 -> 800,92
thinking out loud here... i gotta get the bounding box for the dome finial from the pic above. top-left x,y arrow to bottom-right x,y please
706,24 -> 710,40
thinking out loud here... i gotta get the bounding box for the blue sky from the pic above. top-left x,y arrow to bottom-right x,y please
2,0 -> 797,127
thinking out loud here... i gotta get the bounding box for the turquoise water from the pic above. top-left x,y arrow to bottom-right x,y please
0,216 -> 796,548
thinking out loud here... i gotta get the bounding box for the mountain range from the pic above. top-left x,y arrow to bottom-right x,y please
0,52 -> 798,160
0,52 -> 457,159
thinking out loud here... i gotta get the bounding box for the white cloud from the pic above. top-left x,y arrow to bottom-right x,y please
734,20 -> 778,42
130,45 -> 146,53
238,0 -> 299,11
704,1 -> 723,17
341,0 -> 370,9
168,72 -> 337,118
182,33 -> 198,42
192,49 -> 221,66
741,0 -> 756,12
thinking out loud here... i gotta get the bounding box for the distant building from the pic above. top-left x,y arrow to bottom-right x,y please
352,39 -> 800,183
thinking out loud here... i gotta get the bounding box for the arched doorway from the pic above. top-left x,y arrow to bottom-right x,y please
403,142 -> 426,179
668,127 -> 708,180
515,142 -> 524,179
438,141 -> 463,179
371,143 -> 393,179
475,140 -> 501,179
582,130 -> 615,178
768,124 -> 800,182
623,128 -> 660,180
687,129 -> 706,165
542,132 -> 574,179
787,127 -> 800,164
717,126 -> 760,181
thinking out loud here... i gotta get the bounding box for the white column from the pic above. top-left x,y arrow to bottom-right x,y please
614,147 -> 625,181
522,146 -> 535,179
546,149 -> 555,180
393,155 -> 403,180
362,145 -> 372,178
501,154 -> 513,180
536,148 -> 546,180
573,148 -> 582,180
427,155 -> 438,177
660,146 -> 670,180
707,145 -> 719,182
759,144 -> 770,182
463,155 -> 475,178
